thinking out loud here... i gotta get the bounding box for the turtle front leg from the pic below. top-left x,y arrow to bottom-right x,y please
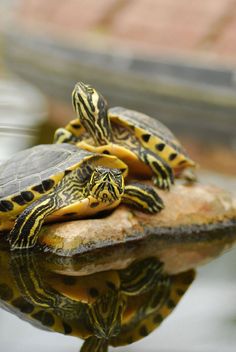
53,127 -> 80,144
139,149 -> 174,190
54,128 -> 99,154
9,192 -> 64,250
9,166 -> 91,250
10,251 -> 83,320
54,116 -> 86,143
119,257 -> 164,296
122,182 -> 164,213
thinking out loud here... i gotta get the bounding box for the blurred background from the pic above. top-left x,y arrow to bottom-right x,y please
0,0 -> 235,351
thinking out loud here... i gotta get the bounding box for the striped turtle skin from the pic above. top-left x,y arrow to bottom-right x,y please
0,143 -> 163,250
54,82 -> 196,193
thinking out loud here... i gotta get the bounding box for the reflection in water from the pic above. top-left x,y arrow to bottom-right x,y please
0,248 -> 194,352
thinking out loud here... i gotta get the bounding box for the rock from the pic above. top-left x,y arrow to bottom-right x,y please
39,182 -> 236,276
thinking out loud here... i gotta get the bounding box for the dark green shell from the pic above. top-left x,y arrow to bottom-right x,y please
0,144 -> 95,200
109,107 -> 183,152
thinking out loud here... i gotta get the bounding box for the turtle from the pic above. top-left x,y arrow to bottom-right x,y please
0,143 -> 163,250
54,82 -> 196,192
0,248 -> 195,352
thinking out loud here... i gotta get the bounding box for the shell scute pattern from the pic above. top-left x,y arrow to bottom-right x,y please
108,107 -> 194,169
109,107 -> 189,161
0,144 -> 91,201
0,144 -> 99,220
109,107 -> 181,148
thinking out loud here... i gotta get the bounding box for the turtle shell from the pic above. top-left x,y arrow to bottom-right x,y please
108,107 -> 195,170
0,143 -> 127,220
109,107 -> 181,148
67,106 -> 195,177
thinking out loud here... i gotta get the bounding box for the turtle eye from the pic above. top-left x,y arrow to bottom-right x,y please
97,95 -> 107,112
87,84 -> 94,93
99,99 -> 104,109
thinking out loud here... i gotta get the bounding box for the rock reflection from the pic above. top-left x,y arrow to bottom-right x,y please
0,247 -> 194,352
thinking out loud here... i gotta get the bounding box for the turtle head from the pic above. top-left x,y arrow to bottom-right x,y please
72,82 -> 111,145
89,167 -> 124,205
88,291 -> 124,339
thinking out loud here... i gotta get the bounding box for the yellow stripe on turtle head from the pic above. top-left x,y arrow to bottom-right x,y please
89,167 -> 125,204
72,82 -> 112,145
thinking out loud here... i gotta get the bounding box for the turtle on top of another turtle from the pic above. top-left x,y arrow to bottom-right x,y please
54,81 -> 196,190
0,143 -> 163,250
0,82 -> 196,250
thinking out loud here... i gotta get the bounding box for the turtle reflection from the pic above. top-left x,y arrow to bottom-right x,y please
0,248 -> 194,352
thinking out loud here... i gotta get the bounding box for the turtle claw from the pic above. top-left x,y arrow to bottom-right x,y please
153,176 -> 173,191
